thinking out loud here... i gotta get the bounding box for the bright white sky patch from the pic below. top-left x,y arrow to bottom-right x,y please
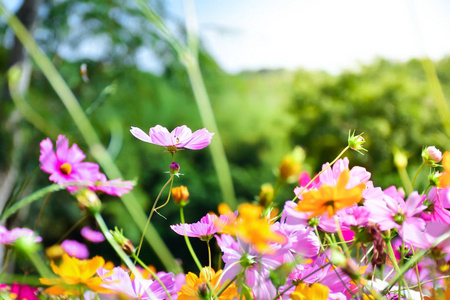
167,0 -> 450,74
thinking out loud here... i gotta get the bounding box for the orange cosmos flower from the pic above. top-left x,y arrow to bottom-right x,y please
290,283 -> 329,300
439,151 -> 450,188
220,203 -> 286,254
40,254 -> 110,296
178,267 -> 237,300
296,169 -> 364,218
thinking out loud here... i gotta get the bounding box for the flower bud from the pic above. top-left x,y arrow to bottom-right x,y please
348,131 -> 367,154
172,186 -> 189,207
75,189 -> 101,214
169,161 -> 181,176
393,147 -> 408,169
110,227 -> 135,256
279,146 -> 304,181
45,244 -> 65,260
422,146 -> 442,166
341,258 -> 360,280
429,171 -> 441,187
259,183 -> 274,208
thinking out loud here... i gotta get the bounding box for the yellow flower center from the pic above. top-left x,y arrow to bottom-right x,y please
60,163 -> 72,175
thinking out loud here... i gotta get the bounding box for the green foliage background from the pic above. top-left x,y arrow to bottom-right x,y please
1,1 -> 449,272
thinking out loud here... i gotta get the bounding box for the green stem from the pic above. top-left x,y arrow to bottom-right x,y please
131,0 -> 237,209
207,239 -> 211,268
57,214 -> 88,244
411,162 -> 425,189
132,253 -> 173,300
179,206 -> 203,271
334,215 -> 351,258
27,251 -> 52,278
136,175 -> 173,259
0,248 -> 11,282
155,176 -> 174,211
94,213 -> 143,279
0,3 -> 180,273
293,146 -> 349,202
397,167 -> 413,195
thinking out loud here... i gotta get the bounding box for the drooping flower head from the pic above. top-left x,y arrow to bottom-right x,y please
130,125 -> 214,152
40,254 -> 109,296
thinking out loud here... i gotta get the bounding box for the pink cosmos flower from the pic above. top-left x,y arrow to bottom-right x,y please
0,226 -> 42,246
170,212 -> 234,240
130,125 -> 214,151
421,187 -> 450,224
40,135 -> 100,185
98,266 -> 175,299
80,226 -> 105,243
40,135 -> 133,196
61,239 -> 89,259
365,190 -> 427,248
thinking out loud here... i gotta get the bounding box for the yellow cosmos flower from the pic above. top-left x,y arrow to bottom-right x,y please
290,283 -> 329,300
178,267 -> 237,300
439,151 -> 450,188
296,169 -> 365,218
40,253 -> 110,296
221,203 -> 286,254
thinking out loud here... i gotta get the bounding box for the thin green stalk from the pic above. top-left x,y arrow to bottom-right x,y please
207,239 -> 211,268
0,248 -> 11,282
155,176 -> 174,211
397,167 -> 413,195
132,253 -> 173,300
334,215 -> 351,258
1,182 -> 82,221
411,162 -> 425,189
0,4 -> 180,273
421,58 -> 450,137
136,175 -> 173,259
411,247 -> 424,300
57,215 -> 88,244
94,213 -> 142,279
179,206 -> 203,271
131,0 -> 237,209
293,146 -> 349,202
27,251 -> 52,278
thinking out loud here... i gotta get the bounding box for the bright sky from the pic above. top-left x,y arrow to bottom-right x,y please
3,0 -> 450,74
167,0 -> 450,74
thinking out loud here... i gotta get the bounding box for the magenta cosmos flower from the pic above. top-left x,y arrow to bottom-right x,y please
40,135 -> 99,185
130,125 -> 214,151
40,135 -> 133,196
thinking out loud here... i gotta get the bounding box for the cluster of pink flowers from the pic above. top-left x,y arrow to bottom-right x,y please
7,126 -> 450,299
39,135 -> 133,196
